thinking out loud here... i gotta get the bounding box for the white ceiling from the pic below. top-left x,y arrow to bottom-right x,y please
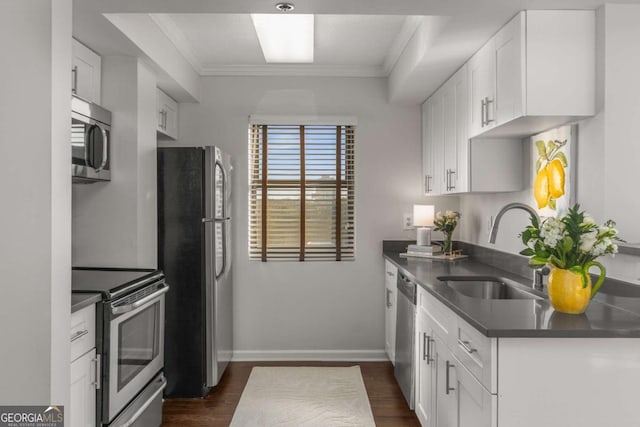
73,0 -> 629,102
150,14 -> 419,77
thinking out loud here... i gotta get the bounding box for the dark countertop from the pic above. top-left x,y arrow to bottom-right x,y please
384,250 -> 640,338
71,292 -> 102,313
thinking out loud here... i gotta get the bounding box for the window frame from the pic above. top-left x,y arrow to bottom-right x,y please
248,120 -> 356,262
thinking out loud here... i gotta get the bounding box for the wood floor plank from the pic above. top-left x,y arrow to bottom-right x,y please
162,361 -> 420,427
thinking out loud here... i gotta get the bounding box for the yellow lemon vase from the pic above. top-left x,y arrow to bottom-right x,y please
547,262 -> 606,314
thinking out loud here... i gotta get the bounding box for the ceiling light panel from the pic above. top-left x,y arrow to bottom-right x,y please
251,14 -> 314,63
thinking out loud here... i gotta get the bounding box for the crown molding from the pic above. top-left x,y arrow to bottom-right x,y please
199,63 -> 387,77
149,13 -> 415,78
149,13 -> 205,75
383,16 -> 422,76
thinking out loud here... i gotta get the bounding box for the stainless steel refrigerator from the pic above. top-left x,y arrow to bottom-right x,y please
157,146 -> 233,397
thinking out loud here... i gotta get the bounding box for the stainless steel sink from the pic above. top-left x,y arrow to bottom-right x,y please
439,276 -> 542,300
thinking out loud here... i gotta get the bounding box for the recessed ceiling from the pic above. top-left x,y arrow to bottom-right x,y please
150,14 -> 421,77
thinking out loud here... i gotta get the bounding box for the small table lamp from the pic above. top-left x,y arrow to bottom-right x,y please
413,205 -> 435,246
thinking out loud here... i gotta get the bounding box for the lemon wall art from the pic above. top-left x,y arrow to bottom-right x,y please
530,125 -> 576,217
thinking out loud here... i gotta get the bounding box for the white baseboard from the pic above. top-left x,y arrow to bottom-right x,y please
232,349 -> 389,362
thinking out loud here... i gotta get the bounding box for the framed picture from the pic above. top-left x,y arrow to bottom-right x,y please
529,124 -> 577,217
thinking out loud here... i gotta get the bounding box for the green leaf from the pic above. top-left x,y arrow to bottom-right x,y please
548,198 -> 557,211
553,151 -> 568,167
529,257 -> 548,268
520,248 -> 535,256
535,140 -> 548,160
546,141 -> 555,157
569,265 -> 583,275
549,255 -> 565,269
563,236 -> 574,253
530,214 -> 539,229
535,157 -> 544,173
521,229 -> 532,245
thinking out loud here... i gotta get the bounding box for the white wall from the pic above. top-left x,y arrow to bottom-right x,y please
173,76 -> 458,359
0,0 -> 72,406
459,4 -> 640,284
73,57 -> 158,268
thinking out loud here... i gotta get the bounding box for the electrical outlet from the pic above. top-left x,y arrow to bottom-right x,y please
403,213 -> 414,230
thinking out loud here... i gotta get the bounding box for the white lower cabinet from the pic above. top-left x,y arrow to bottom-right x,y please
384,260 -> 398,364
70,304 -> 98,427
70,348 -> 97,427
416,287 -> 497,427
415,314 -> 436,426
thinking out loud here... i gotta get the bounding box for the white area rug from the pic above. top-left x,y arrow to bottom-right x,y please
229,366 -> 376,427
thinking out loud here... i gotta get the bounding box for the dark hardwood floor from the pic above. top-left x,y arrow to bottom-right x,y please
162,361 -> 420,427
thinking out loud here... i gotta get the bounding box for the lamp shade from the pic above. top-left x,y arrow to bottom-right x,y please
413,205 -> 435,227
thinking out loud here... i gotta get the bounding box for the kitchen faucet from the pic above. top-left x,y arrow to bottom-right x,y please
488,202 -> 548,290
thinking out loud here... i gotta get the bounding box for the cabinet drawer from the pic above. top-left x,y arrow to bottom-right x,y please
384,260 -> 397,288
454,317 -> 497,393
70,304 -> 96,362
418,288 -> 456,346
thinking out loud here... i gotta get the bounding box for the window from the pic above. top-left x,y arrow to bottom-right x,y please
249,122 -> 355,261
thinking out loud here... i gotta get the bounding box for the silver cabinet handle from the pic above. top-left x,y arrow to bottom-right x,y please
485,97 -> 495,124
424,175 -> 432,193
481,98 -> 486,126
423,333 -> 434,364
458,339 -> 477,354
445,360 -> 455,394
93,354 -> 101,389
386,289 -> 392,308
72,65 -> 78,94
111,284 -> 169,315
70,329 -> 88,342
449,170 -> 456,191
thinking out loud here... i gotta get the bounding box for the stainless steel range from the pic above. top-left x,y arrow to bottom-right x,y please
72,268 -> 168,426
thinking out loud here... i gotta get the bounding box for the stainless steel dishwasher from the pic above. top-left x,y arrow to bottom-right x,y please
394,271 -> 416,409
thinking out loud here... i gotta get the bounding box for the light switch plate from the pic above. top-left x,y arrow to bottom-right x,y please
403,213 -> 414,230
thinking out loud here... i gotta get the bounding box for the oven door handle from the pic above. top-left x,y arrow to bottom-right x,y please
111,284 -> 169,315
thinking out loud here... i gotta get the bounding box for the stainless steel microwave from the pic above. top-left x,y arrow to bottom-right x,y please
71,95 -> 111,183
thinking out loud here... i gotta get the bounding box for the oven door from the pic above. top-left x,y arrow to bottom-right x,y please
106,284 -> 168,423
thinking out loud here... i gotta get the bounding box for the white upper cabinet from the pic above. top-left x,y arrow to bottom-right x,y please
468,10 -> 595,138
72,39 -> 101,104
442,65 -> 468,194
422,96 -> 443,195
422,64 -> 522,195
156,88 -> 179,140
468,40 -> 496,137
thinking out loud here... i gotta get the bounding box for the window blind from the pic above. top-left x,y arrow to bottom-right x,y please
249,124 -> 355,261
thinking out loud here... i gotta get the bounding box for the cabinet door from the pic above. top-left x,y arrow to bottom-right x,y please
495,12 -> 524,125
421,99 -> 435,195
430,92 -> 444,195
453,65 -> 469,193
434,334 -> 457,427
468,40 -> 496,137
415,315 -> 436,427
442,65 -> 468,194
157,89 -> 179,140
453,355 -> 496,427
384,284 -> 397,364
442,79 -> 457,194
70,349 -> 97,427
72,39 -> 101,104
